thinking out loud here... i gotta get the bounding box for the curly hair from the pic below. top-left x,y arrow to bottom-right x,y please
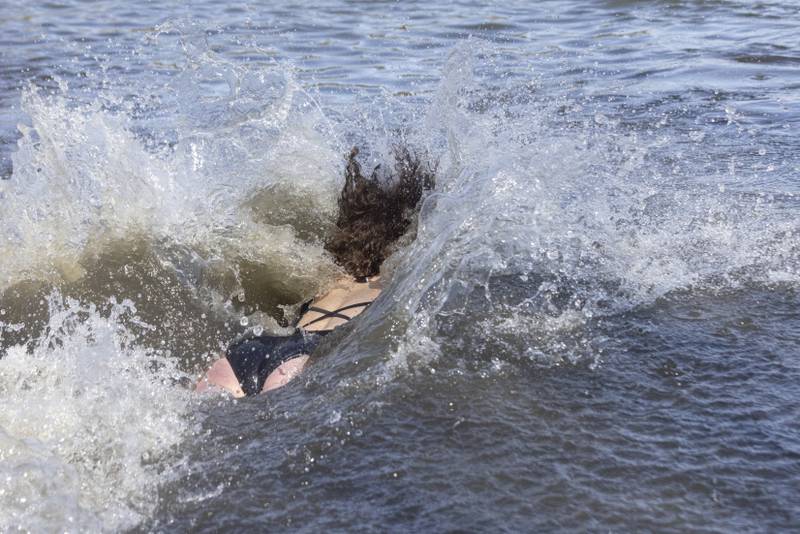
324,146 -> 435,279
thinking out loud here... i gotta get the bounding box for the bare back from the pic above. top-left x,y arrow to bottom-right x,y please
298,277 -> 382,332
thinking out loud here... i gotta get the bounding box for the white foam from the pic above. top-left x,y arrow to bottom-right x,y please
0,294 -> 198,532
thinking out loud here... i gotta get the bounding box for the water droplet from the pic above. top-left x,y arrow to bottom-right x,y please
758,147 -> 766,156
240,316 -> 249,327
252,325 -> 263,336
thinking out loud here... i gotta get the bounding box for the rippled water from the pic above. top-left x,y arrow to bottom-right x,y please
1,1 -> 799,531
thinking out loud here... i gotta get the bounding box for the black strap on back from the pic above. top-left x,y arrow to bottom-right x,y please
299,301 -> 374,328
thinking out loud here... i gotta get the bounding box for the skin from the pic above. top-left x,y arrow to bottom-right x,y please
195,276 -> 382,397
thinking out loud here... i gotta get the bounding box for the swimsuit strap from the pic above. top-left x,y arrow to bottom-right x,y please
297,299 -> 313,319
299,301 -> 374,328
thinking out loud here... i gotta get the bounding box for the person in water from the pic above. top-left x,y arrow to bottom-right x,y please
196,146 -> 435,397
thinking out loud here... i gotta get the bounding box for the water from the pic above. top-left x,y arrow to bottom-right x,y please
1,1 -> 799,531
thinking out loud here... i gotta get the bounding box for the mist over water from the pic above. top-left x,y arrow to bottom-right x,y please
1,1 -> 799,531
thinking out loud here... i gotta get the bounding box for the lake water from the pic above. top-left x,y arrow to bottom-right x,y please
1,1 -> 799,531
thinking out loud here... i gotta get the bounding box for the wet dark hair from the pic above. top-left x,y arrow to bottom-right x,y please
324,146 -> 435,279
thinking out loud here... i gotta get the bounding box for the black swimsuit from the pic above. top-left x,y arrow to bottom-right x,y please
225,300 -> 373,396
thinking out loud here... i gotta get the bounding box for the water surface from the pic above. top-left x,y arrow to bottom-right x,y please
1,1 -> 799,531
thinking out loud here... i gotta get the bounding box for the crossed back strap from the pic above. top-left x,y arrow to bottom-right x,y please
299,301 -> 374,329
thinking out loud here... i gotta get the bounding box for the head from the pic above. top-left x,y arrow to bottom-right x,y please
324,146 -> 435,279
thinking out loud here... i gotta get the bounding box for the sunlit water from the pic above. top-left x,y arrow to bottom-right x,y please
1,1 -> 799,531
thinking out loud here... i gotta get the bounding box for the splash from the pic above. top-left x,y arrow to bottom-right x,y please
0,51 -> 343,305
0,38 -> 357,527
2,26 -> 799,409
0,293 -> 198,531
364,43 -> 800,371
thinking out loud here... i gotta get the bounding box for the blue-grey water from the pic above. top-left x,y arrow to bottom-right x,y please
1,1 -> 799,532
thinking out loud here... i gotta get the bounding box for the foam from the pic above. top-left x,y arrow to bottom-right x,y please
0,294 -> 198,531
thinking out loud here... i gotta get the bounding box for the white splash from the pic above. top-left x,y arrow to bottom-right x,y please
0,65 -> 342,296
369,43 -> 800,371
0,294 -> 198,532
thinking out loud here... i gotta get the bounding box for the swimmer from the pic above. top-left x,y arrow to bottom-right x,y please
196,146 -> 435,397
